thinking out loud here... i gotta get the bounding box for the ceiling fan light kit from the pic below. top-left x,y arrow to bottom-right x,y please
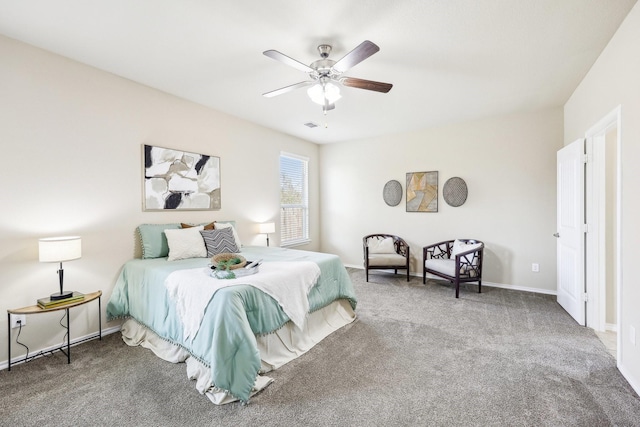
307,80 -> 341,105
263,40 -> 392,114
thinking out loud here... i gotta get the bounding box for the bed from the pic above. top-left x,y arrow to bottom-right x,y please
106,241 -> 357,405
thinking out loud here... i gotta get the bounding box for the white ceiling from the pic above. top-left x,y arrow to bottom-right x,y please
0,0 -> 636,144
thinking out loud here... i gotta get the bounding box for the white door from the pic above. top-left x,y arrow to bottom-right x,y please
557,139 -> 586,325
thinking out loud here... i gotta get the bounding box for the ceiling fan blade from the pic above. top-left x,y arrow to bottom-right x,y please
263,50 -> 314,73
262,81 -> 314,98
339,77 -> 393,93
331,40 -> 380,74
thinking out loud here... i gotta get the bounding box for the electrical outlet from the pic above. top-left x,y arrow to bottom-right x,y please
532,263 -> 539,272
10,314 -> 26,328
631,325 -> 636,346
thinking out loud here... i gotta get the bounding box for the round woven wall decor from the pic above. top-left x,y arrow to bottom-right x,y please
443,177 -> 468,207
383,180 -> 402,206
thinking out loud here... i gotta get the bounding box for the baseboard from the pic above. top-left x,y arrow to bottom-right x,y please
1,325 -> 122,371
481,281 -> 557,296
618,363 -> 640,397
344,264 -> 557,296
606,323 -> 618,332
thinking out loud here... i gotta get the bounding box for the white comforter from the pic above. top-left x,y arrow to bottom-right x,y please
165,261 -> 320,341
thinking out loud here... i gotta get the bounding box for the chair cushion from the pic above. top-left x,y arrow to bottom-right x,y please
425,258 -> 479,278
425,259 -> 457,276
368,237 -> 396,254
368,253 -> 407,266
451,239 -> 482,257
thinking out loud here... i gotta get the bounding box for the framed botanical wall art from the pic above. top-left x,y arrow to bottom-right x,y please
143,144 -> 221,211
406,171 -> 438,212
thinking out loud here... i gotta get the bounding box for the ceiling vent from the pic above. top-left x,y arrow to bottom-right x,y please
304,122 -> 319,128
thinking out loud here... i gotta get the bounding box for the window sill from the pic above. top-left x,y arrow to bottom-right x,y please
281,239 -> 311,248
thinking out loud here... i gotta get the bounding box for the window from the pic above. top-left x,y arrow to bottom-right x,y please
280,152 -> 309,246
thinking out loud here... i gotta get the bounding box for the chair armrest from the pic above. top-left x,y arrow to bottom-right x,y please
453,244 -> 484,278
394,237 -> 409,258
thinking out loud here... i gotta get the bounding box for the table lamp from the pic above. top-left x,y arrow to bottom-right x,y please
39,236 -> 82,301
258,222 -> 276,247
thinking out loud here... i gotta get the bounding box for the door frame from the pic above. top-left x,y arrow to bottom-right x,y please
584,105 -> 622,361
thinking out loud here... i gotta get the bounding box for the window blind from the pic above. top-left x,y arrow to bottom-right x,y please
280,153 -> 309,246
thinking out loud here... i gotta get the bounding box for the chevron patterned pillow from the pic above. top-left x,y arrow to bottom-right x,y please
200,227 -> 239,257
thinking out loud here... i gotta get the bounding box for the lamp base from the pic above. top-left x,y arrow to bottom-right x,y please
50,291 -> 74,301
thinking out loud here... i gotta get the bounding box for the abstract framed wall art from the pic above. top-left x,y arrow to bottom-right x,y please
143,144 -> 221,211
406,171 -> 438,212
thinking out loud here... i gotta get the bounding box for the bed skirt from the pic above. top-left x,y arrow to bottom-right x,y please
120,299 -> 356,405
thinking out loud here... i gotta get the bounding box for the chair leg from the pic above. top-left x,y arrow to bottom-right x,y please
366,268 -> 369,282
478,280 -> 482,293
406,268 -> 409,282
455,279 -> 460,298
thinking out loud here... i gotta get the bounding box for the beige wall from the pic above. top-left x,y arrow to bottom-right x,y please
319,107 -> 563,292
564,3 -> 640,393
0,35 -> 319,366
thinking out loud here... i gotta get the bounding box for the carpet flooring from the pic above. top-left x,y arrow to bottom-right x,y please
1,268 -> 639,426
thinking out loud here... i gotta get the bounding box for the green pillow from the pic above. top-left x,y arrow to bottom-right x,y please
137,223 -> 181,259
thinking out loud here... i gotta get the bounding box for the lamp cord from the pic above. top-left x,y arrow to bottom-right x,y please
15,323 -> 30,360
13,312 -> 68,365
60,310 -> 69,346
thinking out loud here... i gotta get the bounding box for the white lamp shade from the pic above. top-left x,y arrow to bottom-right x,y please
39,236 -> 82,263
259,223 -> 276,234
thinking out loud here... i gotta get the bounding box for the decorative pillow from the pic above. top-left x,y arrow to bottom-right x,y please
164,226 -> 207,261
451,239 -> 482,257
181,222 -> 215,230
137,223 -> 181,259
368,237 -> 396,254
200,228 -> 240,257
214,221 -> 242,248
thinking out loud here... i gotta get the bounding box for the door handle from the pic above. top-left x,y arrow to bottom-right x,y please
553,233 -> 560,238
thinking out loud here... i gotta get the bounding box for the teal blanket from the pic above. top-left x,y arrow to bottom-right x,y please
106,246 -> 357,402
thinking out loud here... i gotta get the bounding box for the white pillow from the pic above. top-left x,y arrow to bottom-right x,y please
214,222 -> 242,248
165,226 -> 207,261
451,239 -> 482,257
368,237 -> 396,254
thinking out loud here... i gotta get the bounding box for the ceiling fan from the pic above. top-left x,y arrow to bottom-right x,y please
262,40 -> 393,114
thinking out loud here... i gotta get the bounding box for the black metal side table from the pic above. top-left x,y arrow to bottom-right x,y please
7,290 -> 102,370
